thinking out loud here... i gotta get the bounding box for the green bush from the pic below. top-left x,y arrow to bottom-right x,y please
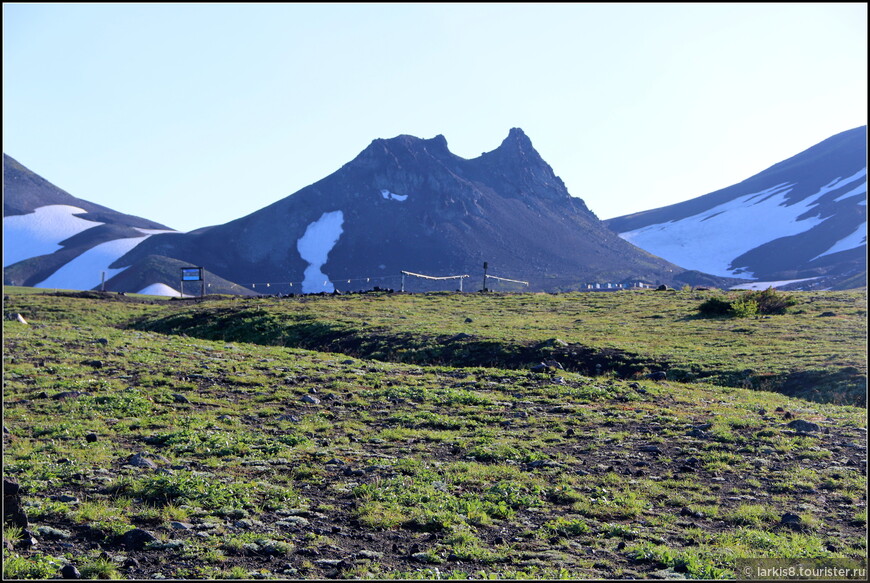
697,288 -> 796,318
697,296 -> 736,317
745,288 -> 798,314
730,298 -> 759,318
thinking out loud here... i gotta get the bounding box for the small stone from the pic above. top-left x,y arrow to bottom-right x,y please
301,395 -> 320,405
53,391 -> 89,400
16,529 -> 37,549
172,393 -> 190,404
277,516 -> 310,528
787,419 -> 821,433
779,512 -> 803,531
127,453 -> 158,469
85,433 -> 98,443
60,564 -> 81,579
4,478 -> 29,530
36,525 -> 73,540
120,528 -> 158,550
679,507 -> 703,519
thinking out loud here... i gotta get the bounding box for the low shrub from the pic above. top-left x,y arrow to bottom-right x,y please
746,287 -> 798,314
697,288 -> 796,318
697,296 -> 733,317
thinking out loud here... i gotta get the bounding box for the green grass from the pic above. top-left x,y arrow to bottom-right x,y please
113,287 -> 867,405
2,286 -> 866,579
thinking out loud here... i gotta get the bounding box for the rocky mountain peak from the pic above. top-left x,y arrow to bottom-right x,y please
489,127 -> 539,161
350,133 -> 457,173
471,128 -> 570,205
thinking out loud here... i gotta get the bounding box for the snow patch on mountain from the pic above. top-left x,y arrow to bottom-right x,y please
617,176 -> 864,278
135,228 -> 182,236
830,168 -> 867,202
296,210 -> 345,293
3,205 -> 102,267
35,236 -> 149,291
137,282 -> 184,297
380,189 -> 408,201
730,277 -> 823,290
812,221 -> 868,260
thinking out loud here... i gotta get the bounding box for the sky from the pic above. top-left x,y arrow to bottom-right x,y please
3,2 -> 867,233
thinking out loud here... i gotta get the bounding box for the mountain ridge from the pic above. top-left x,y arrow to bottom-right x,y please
115,127 -> 701,293
606,126 -> 867,290
9,126 -> 862,295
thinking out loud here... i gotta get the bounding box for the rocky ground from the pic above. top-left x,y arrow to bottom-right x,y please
3,291 -> 867,580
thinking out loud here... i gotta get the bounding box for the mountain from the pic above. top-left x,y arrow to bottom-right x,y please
605,126 -> 867,291
115,128 -> 725,293
3,154 -> 254,296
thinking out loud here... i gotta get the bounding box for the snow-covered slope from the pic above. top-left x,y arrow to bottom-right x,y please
3,154 -> 255,295
606,126 -> 867,290
3,205 -> 103,267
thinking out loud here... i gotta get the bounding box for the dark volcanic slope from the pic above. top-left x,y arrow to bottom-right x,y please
123,129 -> 704,292
3,154 -> 171,230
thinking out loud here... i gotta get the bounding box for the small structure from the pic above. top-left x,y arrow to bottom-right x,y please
180,267 -> 204,298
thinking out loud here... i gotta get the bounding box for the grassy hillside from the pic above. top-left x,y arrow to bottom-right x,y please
124,288 -> 867,406
2,287 -> 867,579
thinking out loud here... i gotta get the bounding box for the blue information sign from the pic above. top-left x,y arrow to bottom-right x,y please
181,267 -> 203,282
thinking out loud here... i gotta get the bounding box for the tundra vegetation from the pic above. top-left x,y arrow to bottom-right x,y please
2,286 -> 866,580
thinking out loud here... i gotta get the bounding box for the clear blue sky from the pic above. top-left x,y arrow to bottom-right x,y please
3,3 -> 867,232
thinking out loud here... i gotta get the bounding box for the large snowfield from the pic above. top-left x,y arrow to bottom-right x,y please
34,236 -> 149,290
3,205 -> 102,267
3,205 -> 179,291
618,169 -> 867,278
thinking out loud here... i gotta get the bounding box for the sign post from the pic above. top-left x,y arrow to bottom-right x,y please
482,262 -> 489,292
180,267 -> 204,299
